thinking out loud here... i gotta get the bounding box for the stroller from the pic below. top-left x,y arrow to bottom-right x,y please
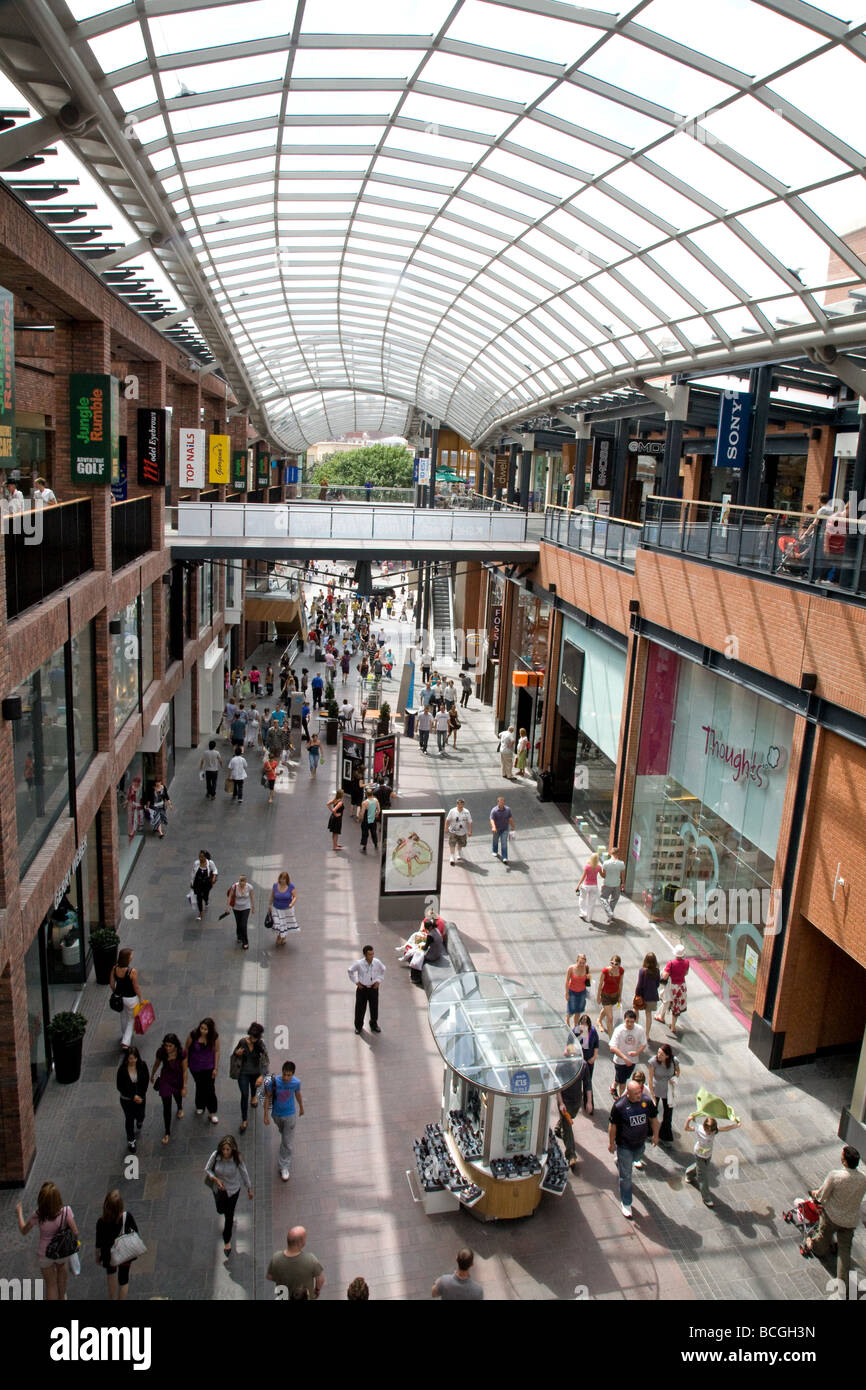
782,1195 -> 822,1255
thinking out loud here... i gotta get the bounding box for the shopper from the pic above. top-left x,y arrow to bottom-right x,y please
489,796 -> 514,863
265,663 -> 275,696
565,953 -> 591,1028
459,671 -> 472,708
150,1034 -> 187,1144
806,1146 -> 866,1284
447,704 -> 461,748
308,729 -> 322,778
185,1018 -> 220,1124
311,672 -> 324,709
609,1078 -> 659,1219
262,750 -> 280,804
515,727 -> 530,776
498,724 -> 515,778
230,1022 -> 269,1132
116,1045 -> 149,1151
416,705 -> 433,754
199,740 -> 223,799
95,1190 -> 141,1301
190,849 -> 218,921
229,705 -> 247,747
684,1111 -> 740,1208
432,1248 -> 484,1300
110,947 -> 143,1050
555,1044 -> 584,1172
600,846 -> 626,920
249,665 -> 261,696
648,1044 -> 679,1144
263,1061 -> 304,1182
597,954 -> 624,1037
656,945 -> 690,1036
359,786 -> 381,853
445,799 -> 472,865
609,1008 -> 648,1097
327,788 -> 345,850
434,705 -> 450,755
350,762 -> 365,820
16,1183 -> 79,1301
205,1135 -> 254,1256
268,871 -> 299,946
266,1227 -> 325,1299
349,945 -> 385,1034
147,779 -> 172,838
244,702 -> 261,750
575,1013 -> 599,1115
228,747 -> 248,802
227,873 -> 255,950
576,852 -> 602,922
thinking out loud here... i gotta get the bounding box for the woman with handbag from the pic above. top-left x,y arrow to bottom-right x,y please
146,779 -> 172,838
448,705 -> 461,749
116,1045 -> 149,1152
515,727 -> 530,775
150,1033 -> 188,1145
327,788 -> 345,851
596,954 -> 624,1037
16,1182 -> 79,1301
574,1013 -> 599,1116
231,1022 -> 269,1132
190,849 -> 218,921
205,1135 -> 254,1256
95,1189 -> 143,1300
655,944 -> 690,1037
635,952 -> 661,1043
110,947 -> 142,1050
648,1044 -> 680,1144
268,871 -> 299,947
185,1018 -> 220,1124
262,751 -> 280,804
227,874 -> 255,950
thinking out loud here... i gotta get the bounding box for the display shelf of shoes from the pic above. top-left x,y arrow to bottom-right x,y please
443,1131 -> 546,1221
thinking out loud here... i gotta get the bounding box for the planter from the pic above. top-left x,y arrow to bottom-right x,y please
325,717 -> 339,746
92,942 -> 118,985
61,939 -> 81,968
52,1037 -> 84,1085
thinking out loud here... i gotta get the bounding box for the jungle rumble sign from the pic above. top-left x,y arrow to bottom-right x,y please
70,373 -> 119,484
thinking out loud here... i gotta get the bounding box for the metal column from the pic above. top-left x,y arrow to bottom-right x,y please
518,450 -> 531,510
507,443 -> 519,505
611,418 -> 630,517
428,425 -> 439,508
742,364 -> 772,510
661,417 -> 684,499
574,436 -> 588,508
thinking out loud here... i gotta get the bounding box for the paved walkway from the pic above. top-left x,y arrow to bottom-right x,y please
1,582 -> 858,1300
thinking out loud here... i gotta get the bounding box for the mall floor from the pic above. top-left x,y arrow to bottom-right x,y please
0,598 -> 858,1301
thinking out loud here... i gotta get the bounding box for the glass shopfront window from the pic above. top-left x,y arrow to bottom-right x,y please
117,752 -> 145,891
482,570 -> 506,714
13,644 -> 71,876
44,841 -> 90,1002
24,931 -> 50,1104
112,599 -> 140,730
226,561 -> 238,609
553,619 -> 626,854
71,622 -> 96,781
141,584 -> 154,691
628,645 -> 795,1025
507,590 -> 550,773
198,560 -> 214,634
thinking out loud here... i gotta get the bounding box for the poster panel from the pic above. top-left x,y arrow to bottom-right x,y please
380,809 -> 445,898
373,734 -> 397,787
339,731 -> 367,795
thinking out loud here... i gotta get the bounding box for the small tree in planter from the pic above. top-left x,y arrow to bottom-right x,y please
90,927 -> 120,985
324,692 -> 340,745
377,702 -> 391,736
48,1011 -> 87,1085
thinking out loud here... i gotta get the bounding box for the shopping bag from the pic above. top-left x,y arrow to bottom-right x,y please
133,999 -> 155,1035
186,890 -> 196,906
224,776 -> 234,794
199,770 -> 206,781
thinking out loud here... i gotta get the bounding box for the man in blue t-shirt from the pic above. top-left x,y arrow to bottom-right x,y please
311,673 -> 324,710
263,1062 -> 304,1182
608,1078 -> 658,1219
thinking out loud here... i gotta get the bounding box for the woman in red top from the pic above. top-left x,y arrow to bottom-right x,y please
656,944 -> 690,1037
564,953 -> 592,1029
575,852 -> 602,923
596,954 -> 624,1037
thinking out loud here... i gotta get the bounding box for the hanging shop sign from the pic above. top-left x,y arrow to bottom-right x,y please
494,452 -> 509,489
417,456 -> 431,483
257,452 -> 270,488
713,390 -> 752,470
54,836 -> 88,911
247,448 -> 255,491
232,451 -> 247,490
590,437 -> 611,490
627,439 -> 666,455
286,463 -> 299,485
180,427 -> 206,489
111,434 -> 128,503
137,407 -> 168,486
489,604 -> 503,662
208,433 -> 230,485
0,285 -> 15,468
70,373 -> 119,485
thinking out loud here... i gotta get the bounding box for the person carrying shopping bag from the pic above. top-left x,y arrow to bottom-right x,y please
190,850 -> 218,921
110,947 -> 143,1051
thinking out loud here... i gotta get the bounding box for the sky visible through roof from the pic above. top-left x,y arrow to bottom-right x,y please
2,0 -> 866,451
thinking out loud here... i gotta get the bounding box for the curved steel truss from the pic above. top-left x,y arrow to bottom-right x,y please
2,0 -> 866,450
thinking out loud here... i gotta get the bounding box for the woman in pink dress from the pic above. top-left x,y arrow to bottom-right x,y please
656,944 -> 690,1037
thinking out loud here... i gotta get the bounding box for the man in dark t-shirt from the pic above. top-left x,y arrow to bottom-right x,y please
608,1078 -> 658,1219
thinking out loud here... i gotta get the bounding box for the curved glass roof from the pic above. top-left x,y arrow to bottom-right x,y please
4,0 -> 866,450
428,972 -> 584,1096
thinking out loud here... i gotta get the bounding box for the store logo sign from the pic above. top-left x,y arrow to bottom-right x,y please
700,725 -> 786,788
489,604 -> 502,661
180,428 -> 205,488
54,836 -> 88,910
713,390 -> 752,470
137,407 -> 168,486
510,1070 -> 531,1094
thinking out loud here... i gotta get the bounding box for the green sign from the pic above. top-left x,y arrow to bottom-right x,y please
0,286 -> 15,468
232,450 -> 247,490
70,373 -> 119,485
257,452 -> 270,488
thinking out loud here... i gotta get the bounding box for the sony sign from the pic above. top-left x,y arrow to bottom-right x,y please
713,389 -> 753,471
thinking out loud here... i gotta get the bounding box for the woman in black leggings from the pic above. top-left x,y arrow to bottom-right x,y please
116,1046 -> 149,1152
95,1189 -> 141,1301
150,1034 -> 188,1145
205,1136 -> 253,1256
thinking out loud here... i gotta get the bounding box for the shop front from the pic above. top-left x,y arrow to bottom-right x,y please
549,617 -> 626,854
506,588 -> 551,772
117,751 -> 145,893
480,569 -> 505,717
628,643 -> 795,1025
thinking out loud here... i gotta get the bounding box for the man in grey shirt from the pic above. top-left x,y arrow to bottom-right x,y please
600,848 -> 626,920
432,1247 -> 484,1300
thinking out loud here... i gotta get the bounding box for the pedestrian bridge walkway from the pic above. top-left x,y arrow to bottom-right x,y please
168,500 -> 543,561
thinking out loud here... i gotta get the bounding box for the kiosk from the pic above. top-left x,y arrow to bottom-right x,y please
410,972 -> 583,1220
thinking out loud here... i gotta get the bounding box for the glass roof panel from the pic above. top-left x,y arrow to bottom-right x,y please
638,0 -> 821,71
148,2 -> 298,54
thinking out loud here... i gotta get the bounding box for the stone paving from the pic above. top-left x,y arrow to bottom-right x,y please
0,581 -> 859,1301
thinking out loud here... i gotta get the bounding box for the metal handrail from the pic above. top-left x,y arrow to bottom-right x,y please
169,501 -> 531,544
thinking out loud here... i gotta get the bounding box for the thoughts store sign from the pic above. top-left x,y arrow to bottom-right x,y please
701,724 -> 786,788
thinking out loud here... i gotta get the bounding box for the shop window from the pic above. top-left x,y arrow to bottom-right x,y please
44,844 -> 89,1000
198,560 -> 213,634
71,621 -> 96,781
24,932 -> 50,1104
13,643 -> 71,876
117,753 -> 144,893
112,599 -> 140,731
141,584 -> 154,692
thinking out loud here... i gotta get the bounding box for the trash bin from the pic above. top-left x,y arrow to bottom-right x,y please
536,768 -> 553,802
405,709 -> 416,739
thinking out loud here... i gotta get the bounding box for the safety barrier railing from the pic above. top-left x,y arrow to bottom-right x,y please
168,502 -> 530,545
543,505 -> 640,570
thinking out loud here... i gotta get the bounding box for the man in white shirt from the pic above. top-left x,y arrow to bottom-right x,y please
5,481 -> 25,514
609,1010 -> 647,1098
433,706 -> 450,755
348,946 -> 386,1035
228,749 -> 248,803
417,705 -> 433,754
445,799 -> 473,865
600,848 -> 626,920
498,725 -> 515,778
33,477 -> 57,505
807,1145 -> 866,1283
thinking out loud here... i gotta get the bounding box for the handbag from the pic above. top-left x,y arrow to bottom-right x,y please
632,994 -> 645,1011
110,1215 -> 146,1266
225,776 -> 234,793
229,1043 -> 245,1080
46,1209 -> 78,1261
133,999 -> 155,1035
109,991 -> 124,1013
264,909 -> 274,930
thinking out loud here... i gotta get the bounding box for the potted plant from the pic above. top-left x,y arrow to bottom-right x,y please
90,927 -> 120,985
48,1011 -> 87,1085
324,694 -> 341,745
377,701 -> 391,736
